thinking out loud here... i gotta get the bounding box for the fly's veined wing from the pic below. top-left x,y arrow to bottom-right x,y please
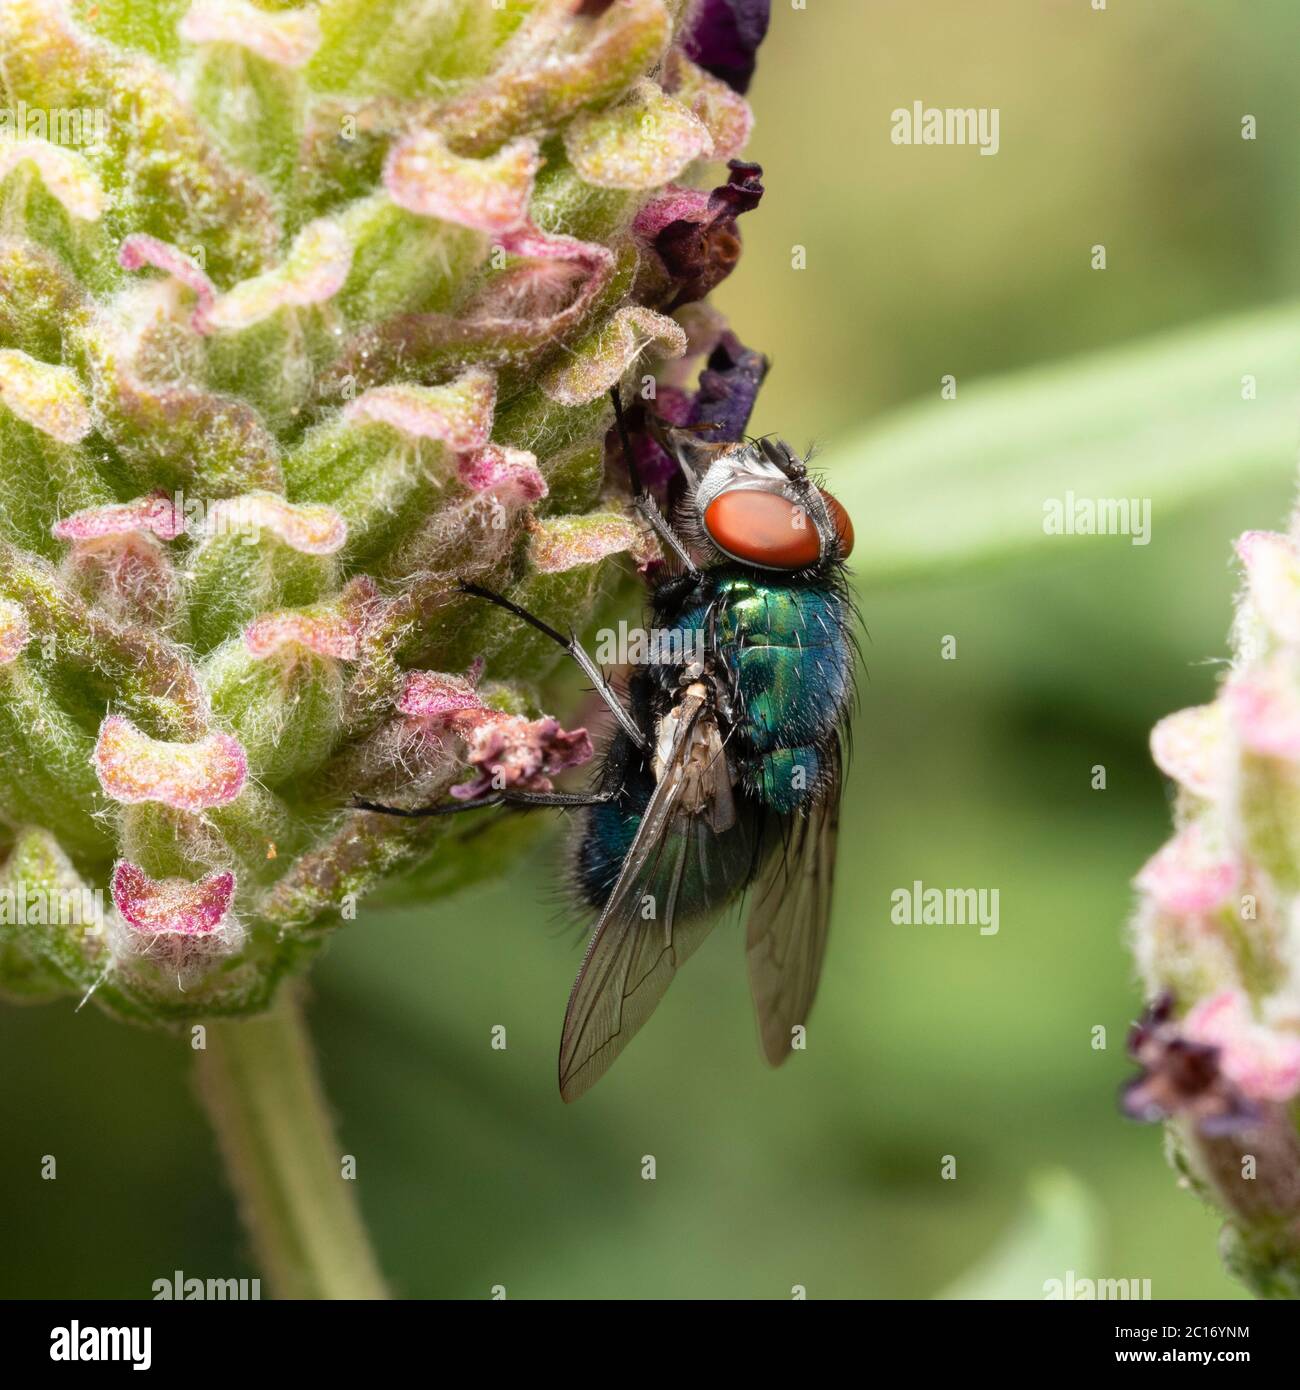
745,738 -> 842,1066
559,696 -> 732,1102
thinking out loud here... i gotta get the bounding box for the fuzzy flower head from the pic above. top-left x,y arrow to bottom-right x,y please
1127,507 -> 1300,1293
0,0 -> 770,1024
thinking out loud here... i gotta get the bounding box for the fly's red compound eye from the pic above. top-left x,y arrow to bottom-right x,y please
821,488 -> 854,557
703,487 -> 854,568
703,490 -> 821,569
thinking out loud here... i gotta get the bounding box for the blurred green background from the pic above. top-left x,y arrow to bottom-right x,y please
5,0 -> 1300,1298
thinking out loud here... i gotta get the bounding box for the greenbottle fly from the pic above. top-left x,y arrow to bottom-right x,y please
359,387 -> 857,1101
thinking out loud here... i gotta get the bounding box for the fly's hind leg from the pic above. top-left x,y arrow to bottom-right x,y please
458,580 -> 647,752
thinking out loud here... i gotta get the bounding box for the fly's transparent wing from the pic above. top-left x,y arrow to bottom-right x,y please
745,738 -> 842,1066
559,698 -> 730,1102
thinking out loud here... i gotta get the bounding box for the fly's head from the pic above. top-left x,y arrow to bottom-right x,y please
669,434 -> 854,575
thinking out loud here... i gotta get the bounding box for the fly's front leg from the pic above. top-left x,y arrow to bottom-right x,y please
457,581 -> 647,753
608,387 -> 700,579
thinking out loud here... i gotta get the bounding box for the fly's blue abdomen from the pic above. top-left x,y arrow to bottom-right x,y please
572,722 -> 763,915
575,782 -> 644,908
574,772 -> 761,914
755,744 -> 822,813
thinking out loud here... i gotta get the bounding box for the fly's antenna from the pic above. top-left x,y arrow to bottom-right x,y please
658,425 -> 700,490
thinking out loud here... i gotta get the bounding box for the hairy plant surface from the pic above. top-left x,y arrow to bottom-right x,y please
0,0 -> 769,1028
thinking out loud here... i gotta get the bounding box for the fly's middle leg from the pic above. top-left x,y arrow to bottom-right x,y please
353,789 -> 617,818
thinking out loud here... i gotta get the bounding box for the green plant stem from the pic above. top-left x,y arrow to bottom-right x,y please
195,986 -> 387,1300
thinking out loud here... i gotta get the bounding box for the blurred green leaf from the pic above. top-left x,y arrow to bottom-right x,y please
936,1171 -> 1104,1300
836,305 -> 1300,583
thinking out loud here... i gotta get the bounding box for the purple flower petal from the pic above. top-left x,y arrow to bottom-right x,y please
681,0 -> 772,94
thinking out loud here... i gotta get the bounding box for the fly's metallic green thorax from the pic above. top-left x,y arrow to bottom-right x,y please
667,570 -> 852,811
702,573 -> 851,747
